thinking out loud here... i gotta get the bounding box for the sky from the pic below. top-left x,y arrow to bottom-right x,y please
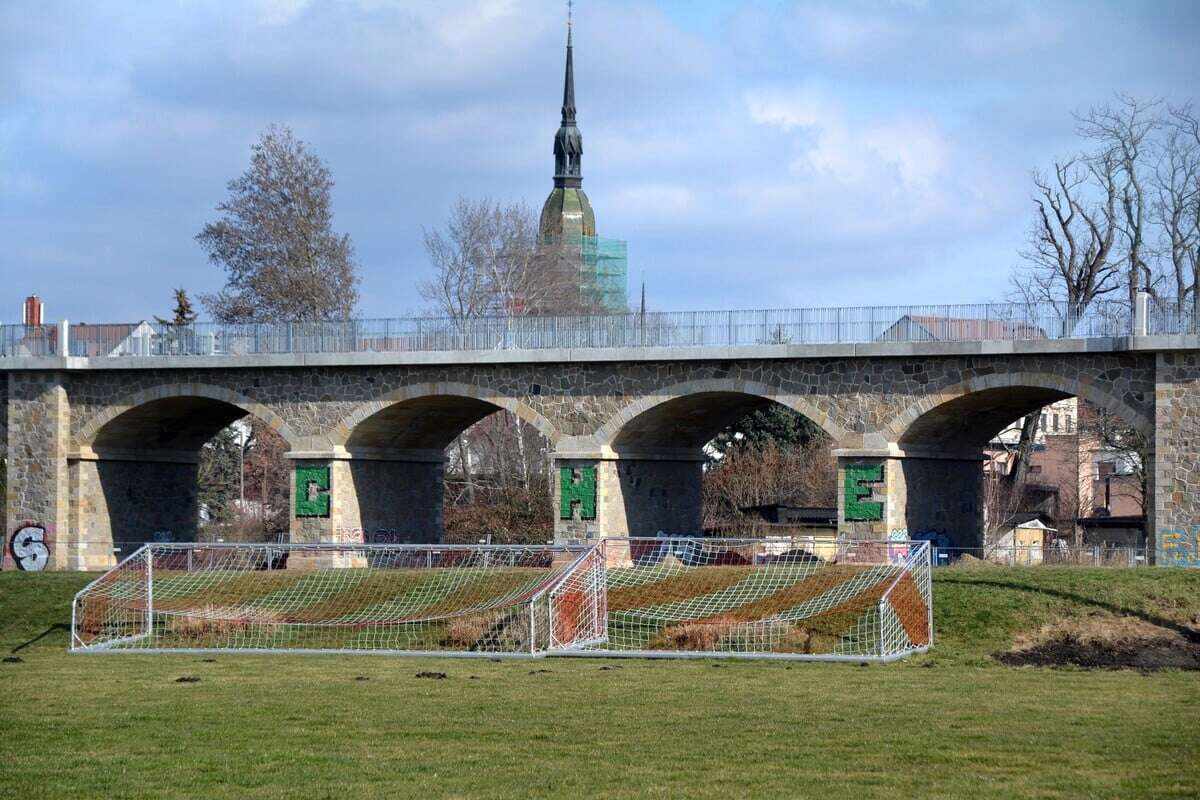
1,0 -> 1198,322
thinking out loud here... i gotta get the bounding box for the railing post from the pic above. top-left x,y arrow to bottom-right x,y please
1133,290 -> 1149,336
58,319 -> 70,357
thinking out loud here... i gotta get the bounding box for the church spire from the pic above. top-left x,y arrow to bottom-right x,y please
552,4 -> 583,189
561,12 -> 575,124
539,1 -> 595,245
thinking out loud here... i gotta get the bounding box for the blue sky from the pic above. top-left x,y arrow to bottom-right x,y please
1,0 -> 1197,322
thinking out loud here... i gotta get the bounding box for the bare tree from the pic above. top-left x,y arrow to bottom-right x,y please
1080,404 -> 1149,515
422,197 -> 599,521
702,437 -> 837,531
1013,156 -> 1122,320
1076,94 -> 1163,307
196,125 -> 359,539
1009,155 -> 1118,488
420,197 -> 590,323
1154,105 -> 1200,322
197,124 -> 360,322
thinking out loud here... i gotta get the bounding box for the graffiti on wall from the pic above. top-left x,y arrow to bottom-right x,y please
1159,527 -> 1200,567
844,464 -> 884,521
559,466 -> 597,521
10,524 -> 50,571
295,466 -> 331,517
334,528 -> 423,544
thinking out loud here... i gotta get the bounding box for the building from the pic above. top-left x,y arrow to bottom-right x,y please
535,20 -> 628,312
879,314 -> 1047,342
990,512 -> 1057,564
984,397 -> 1144,542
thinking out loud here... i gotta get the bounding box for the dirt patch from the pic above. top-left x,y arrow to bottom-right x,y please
997,613 -> 1200,671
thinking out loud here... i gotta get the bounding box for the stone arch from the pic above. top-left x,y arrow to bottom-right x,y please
70,384 -> 301,561
329,381 -> 560,452
884,370 -> 1154,449
593,378 -> 849,451
75,383 -> 300,450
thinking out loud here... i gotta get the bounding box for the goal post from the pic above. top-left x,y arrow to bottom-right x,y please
72,542 -> 601,657
71,544 -> 155,652
71,538 -> 931,662
580,537 -> 932,661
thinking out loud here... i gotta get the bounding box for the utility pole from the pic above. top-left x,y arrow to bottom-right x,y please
238,424 -> 246,513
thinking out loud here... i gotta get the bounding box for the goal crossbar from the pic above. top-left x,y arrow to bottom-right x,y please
71,538 -> 931,661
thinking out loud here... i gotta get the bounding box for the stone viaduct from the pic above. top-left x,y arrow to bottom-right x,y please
3,333 -> 1199,569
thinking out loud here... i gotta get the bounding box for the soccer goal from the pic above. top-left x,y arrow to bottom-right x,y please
581,537 -> 932,662
72,538 -> 930,662
71,542 -> 606,657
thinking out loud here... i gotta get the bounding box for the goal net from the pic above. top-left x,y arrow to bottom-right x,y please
587,537 -> 931,661
71,543 -> 605,656
71,538 -> 930,661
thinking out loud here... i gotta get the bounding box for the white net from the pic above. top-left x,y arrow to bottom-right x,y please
71,538 -> 930,661
587,538 -> 931,660
71,543 -> 600,656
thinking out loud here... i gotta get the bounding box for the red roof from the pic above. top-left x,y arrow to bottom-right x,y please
887,315 -> 1047,341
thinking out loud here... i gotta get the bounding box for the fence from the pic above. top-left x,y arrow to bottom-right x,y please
3,297 -> 1195,360
1148,297 -> 1199,336
72,537 -> 933,662
0,324 -> 57,356
930,544 -> 1150,567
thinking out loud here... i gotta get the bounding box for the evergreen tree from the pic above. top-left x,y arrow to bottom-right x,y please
709,405 -> 821,460
155,288 -> 198,327
197,426 -> 242,527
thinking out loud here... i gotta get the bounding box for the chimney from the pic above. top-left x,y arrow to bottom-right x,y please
23,295 -> 43,327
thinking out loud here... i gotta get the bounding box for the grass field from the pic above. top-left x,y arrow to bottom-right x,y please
1,567 -> 1198,799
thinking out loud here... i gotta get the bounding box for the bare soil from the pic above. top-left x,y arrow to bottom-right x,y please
996,612 -> 1200,671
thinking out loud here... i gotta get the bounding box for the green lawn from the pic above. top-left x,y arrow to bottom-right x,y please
1,568 -> 1198,799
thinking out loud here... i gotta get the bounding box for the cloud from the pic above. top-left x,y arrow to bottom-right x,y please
0,0 -> 1195,321
738,85 -> 1011,244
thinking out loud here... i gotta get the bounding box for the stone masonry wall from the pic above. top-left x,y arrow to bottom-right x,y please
1154,352 -> 1200,565
59,353 -> 1157,450
0,349 -> 1177,568
342,459 -> 444,544
5,372 -> 69,569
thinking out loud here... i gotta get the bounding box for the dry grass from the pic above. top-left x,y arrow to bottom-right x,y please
607,567 -> 753,611
442,613 -> 497,647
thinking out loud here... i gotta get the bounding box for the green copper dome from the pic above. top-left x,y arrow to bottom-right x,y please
539,187 -> 595,241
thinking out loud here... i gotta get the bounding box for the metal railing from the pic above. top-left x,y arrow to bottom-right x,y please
931,544 -> 1150,567
1147,297 -> 1199,336
2,297 -> 1196,359
0,324 -> 57,356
